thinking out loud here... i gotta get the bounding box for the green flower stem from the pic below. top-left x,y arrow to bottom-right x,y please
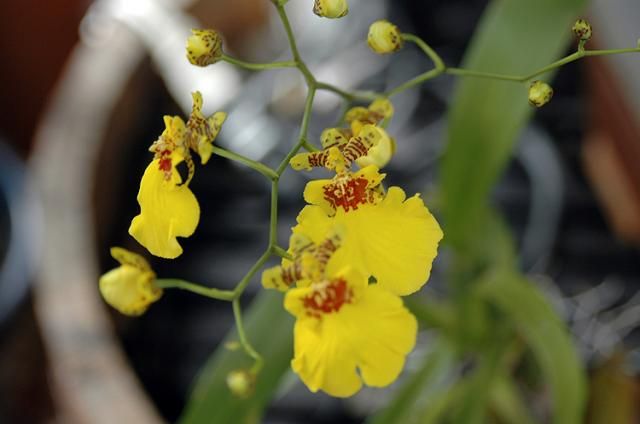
276,88 -> 317,176
232,248 -> 273,298
444,68 -> 523,82
301,138 -> 319,152
232,298 -> 264,372
386,68 -> 443,98
269,180 -> 279,246
316,81 -> 379,102
275,3 -> 315,85
386,33 -> 640,96
271,245 -> 293,260
212,146 -> 278,181
402,33 -> 445,71
154,279 -> 235,301
221,54 -> 296,71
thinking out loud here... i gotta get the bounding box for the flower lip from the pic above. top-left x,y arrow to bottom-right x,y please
302,278 -> 353,317
323,175 -> 372,212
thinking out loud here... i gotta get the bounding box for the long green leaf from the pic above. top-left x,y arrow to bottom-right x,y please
477,272 -> 586,424
179,291 -> 293,424
442,0 -> 586,252
367,341 -> 453,424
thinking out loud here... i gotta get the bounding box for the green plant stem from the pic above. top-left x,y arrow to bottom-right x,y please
232,298 -> 264,372
154,279 -> 235,301
222,54 -> 296,71
445,68 -> 523,82
269,181 -> 279,246
232,249 -> 273,297
271,245 -> 292,260
403,33 -> 445,71
316,82 -> 379,102
276,88 -> 316,176
385,33 -> 640,96
275,3 -> 315,84
212,146 -> 278,181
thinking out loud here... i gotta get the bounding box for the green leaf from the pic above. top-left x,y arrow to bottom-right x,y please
179,291 -> 294,424
490,376 -> 538,424
367,341 -> 454,424
477,272 -> 586,424
442,0 -> 587,253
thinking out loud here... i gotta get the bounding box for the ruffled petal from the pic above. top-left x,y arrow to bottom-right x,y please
285,270 -> 416,397
295,186 -> 442,296
291,317 -> 362,397
346,285 -> 417,386
129,157 -> 200,259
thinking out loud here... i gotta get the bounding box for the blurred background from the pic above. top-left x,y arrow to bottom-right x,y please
1,0 -> 639,422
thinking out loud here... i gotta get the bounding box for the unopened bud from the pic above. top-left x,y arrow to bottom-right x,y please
226,370 -> 255,398
572,19 -> 592,42
369,98 -> 394,120
528,81 -> 553,108
368,20 -> 403,54
186,29 -> 223,66
313,0 -> 348,19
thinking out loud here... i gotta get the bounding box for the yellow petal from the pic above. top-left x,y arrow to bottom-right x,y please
110,246 -> 151,271
291,316 -> 362,397
285,269 -> 416,397
129,158 -> 200,259
99,264 -> 161,316
295,186 -> 442,296
347,285 -> 417,386
303,178 -> 338,216
356,127 -> 396,168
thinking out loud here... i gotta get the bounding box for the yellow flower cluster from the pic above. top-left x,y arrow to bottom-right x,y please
262,98 -> 443,397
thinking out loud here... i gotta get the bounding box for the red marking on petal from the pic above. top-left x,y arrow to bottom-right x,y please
303,279 -> 352,315
323,176 -> 370,212
158,157 -> 172,172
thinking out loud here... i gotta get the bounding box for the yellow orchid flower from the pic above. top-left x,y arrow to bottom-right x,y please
129,93 -> 225,259
129,153 -> 200,259
282,238 -> 417,397
99,247 -> 162,316
290,98 -> 396,171
186,91 -> 227,165
294,165 -> 443,296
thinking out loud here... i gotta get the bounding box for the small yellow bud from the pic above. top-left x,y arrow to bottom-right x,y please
313,0 -> 348,19
368,20 -> 403,54
369,98 -> 394,120
226,370 -> 255,398
572,19 -> 592,42
186,29 -> 223,67
99,248 -> 161,316
528,81 -> 554,108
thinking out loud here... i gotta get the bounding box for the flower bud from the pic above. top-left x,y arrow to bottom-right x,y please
528,81 -> 553,108
368,20 -> 403,54
313,0 -> 348,19
369,98 -> 394,120
572,19 -> 592,42
226,370 -> 255,398
99,248 -> 161,316
186,29 -> 223,67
